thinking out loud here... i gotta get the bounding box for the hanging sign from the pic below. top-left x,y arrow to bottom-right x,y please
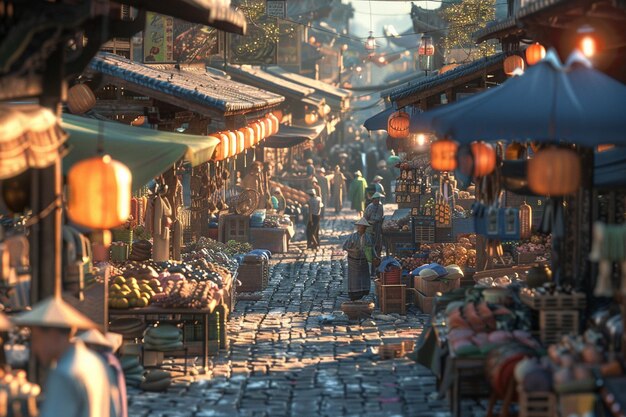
144,12 -> 174,63
266,0 -> 286,18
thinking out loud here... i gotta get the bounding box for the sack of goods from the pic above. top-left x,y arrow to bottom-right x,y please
121,354 -> 145,388
140,369 -> 172,392
143,324 -> 183,351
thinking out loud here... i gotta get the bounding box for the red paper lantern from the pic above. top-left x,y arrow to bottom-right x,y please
387,110 -> 410,139
67,84 -> 96,114
471,142 -> 496,177
528,147 -> 581,196
431,138 -> 458,171
525,43 -> 546,66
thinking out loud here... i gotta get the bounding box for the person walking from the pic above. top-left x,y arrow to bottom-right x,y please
349,170 -> 368,217
364,192 -> 385,267
331,165 -> 346,214
305,158 -> 315,177
365,175 -> 385,205
375,160 -> 393,202
14,297 -> 112,417
306,188 -> 323,249
315,167 -> 330,217
343,218 -> 376,300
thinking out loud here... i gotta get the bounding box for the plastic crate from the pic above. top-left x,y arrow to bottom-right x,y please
539,310 -> 579,344
521,291 -> 586,310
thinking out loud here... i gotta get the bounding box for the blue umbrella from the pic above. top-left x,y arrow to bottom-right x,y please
363,107 -> 394,131
412,50 -> 626,146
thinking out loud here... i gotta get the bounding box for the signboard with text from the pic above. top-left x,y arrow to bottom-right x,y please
144,12 -> 174,62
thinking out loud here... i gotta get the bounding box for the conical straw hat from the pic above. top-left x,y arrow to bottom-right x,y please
355,217 -> 371,226
73,329 -> 113,349
13,296 -> 96,330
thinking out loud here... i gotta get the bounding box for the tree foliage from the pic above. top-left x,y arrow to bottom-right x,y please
441,0 -> 497,62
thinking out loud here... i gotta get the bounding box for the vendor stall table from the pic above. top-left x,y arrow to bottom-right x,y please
382,231 -> 415,257
249,226 -> 293,253
109,300 -> 228,371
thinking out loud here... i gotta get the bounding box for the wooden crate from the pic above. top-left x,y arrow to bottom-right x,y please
379,284 -> 406,315
518,389 -> 557,417
416,290 -> 434,314
521,291 -> 586,310
414,276 -> 460,297
236,263 -> 265,293
219,214 -> 249,243
540,310 -> 579,344
413,216 -> 435,243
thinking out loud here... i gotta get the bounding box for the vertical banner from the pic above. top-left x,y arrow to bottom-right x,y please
144,12 -> 174,63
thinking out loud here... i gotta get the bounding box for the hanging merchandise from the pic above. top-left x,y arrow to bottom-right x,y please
525,42 -> 546,66
589,222 -> 626,298
435,183 -> 452,227
503,55 -> 525,76
498,207 -> 520,240
519,202 -> 532,239
67,83 -> 96,114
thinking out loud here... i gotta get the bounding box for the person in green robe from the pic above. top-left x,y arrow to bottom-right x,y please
349,170 -> 368,217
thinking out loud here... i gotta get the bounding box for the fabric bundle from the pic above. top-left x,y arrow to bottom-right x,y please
143,324 -> 183,351
121,354 -> 145,388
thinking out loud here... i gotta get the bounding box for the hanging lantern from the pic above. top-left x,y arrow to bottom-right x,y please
239,127 -> 254,149
525,43 -> 546,66
251,122 -> 262,145
365,31 -> 376,51
268,113 -> 279,135
212,134 -> 228,160
418,35 -> 435,56
387,110 -> 410,139
505,142 -> 524,160
431,138 -> 458,171
597,144 -> 614,153
272,109 -> 283,123
503,55 -> 525,76
527,147 -> 581,196
67,154 -> 132,229
440,63 -> 459,74
226,131 -> 236,156
304,112 -> 318,126
471,141 -> 496,177
131,115 -> 146,126
519,202 -> 532,239
262,117 -> 272,137
235,130 -> 244,154
67,84 -> 96,114
258,120 -> 266,140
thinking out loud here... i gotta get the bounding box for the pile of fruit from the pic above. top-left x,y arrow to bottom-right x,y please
109,276 -> 163,309
516,234 -> 551,256
187,237 -> 251,258
152,279 -> 219,309
420,235 -> 477,269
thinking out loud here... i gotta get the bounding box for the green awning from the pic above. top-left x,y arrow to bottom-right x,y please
62,114 -> 219,190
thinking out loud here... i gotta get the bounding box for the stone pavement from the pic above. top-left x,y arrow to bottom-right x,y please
128,212 -> 480,417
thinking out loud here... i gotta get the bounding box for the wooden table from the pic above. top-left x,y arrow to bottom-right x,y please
109,300 -> 229,370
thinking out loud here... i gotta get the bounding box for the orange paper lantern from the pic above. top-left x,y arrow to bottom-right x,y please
226,131 -> 236,156
235,130 -> 244,154
67,84 -> 96,114
528,147 -> 581,196
67,154 -> 132,229
239,127 -> 254,149
503,55 -> 525,76
268,113 -> 279,135
387,110 -> 410,139
258,121 -> 266,141
471,141 -> 496,177
212,134 -> 228,160
431,138 -> 458,171
525,43 -> 546,66
505,142 -> 524,160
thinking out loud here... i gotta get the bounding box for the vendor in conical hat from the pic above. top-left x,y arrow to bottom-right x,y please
14,297 -> 113,417
74,329 -> 127,417
342,218 -> 377,301
364,191 -> 385,270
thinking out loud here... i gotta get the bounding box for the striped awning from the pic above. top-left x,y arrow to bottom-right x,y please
0,105 -> 66,180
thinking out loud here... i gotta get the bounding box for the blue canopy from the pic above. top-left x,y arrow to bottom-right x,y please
363,107 -> 394,131
412,50 -> 626,146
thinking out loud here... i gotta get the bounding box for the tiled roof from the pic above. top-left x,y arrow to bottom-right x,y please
385,52 -> 508,102
473,16 -> 520,43
265,66 -> 351,100
223,65 -> 315,100
89,53 -> 284,115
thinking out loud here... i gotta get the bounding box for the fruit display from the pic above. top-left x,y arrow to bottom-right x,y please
151,279 -> 218,309
186,237 -> 251,258
109,275 -> 163,309
421,198 -> 435,216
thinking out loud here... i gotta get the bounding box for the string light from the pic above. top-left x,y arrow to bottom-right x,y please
441,0 -> 496,61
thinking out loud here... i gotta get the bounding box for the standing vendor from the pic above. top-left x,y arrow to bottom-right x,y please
364,191 -> 385,258
306,189 -> 323,250
14,297 -> 112,417
343,218 -> 377,300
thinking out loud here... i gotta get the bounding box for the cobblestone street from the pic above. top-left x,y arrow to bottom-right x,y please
128,213 -> 455,417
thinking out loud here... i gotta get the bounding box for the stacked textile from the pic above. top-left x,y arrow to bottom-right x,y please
143,324 -> 183,351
